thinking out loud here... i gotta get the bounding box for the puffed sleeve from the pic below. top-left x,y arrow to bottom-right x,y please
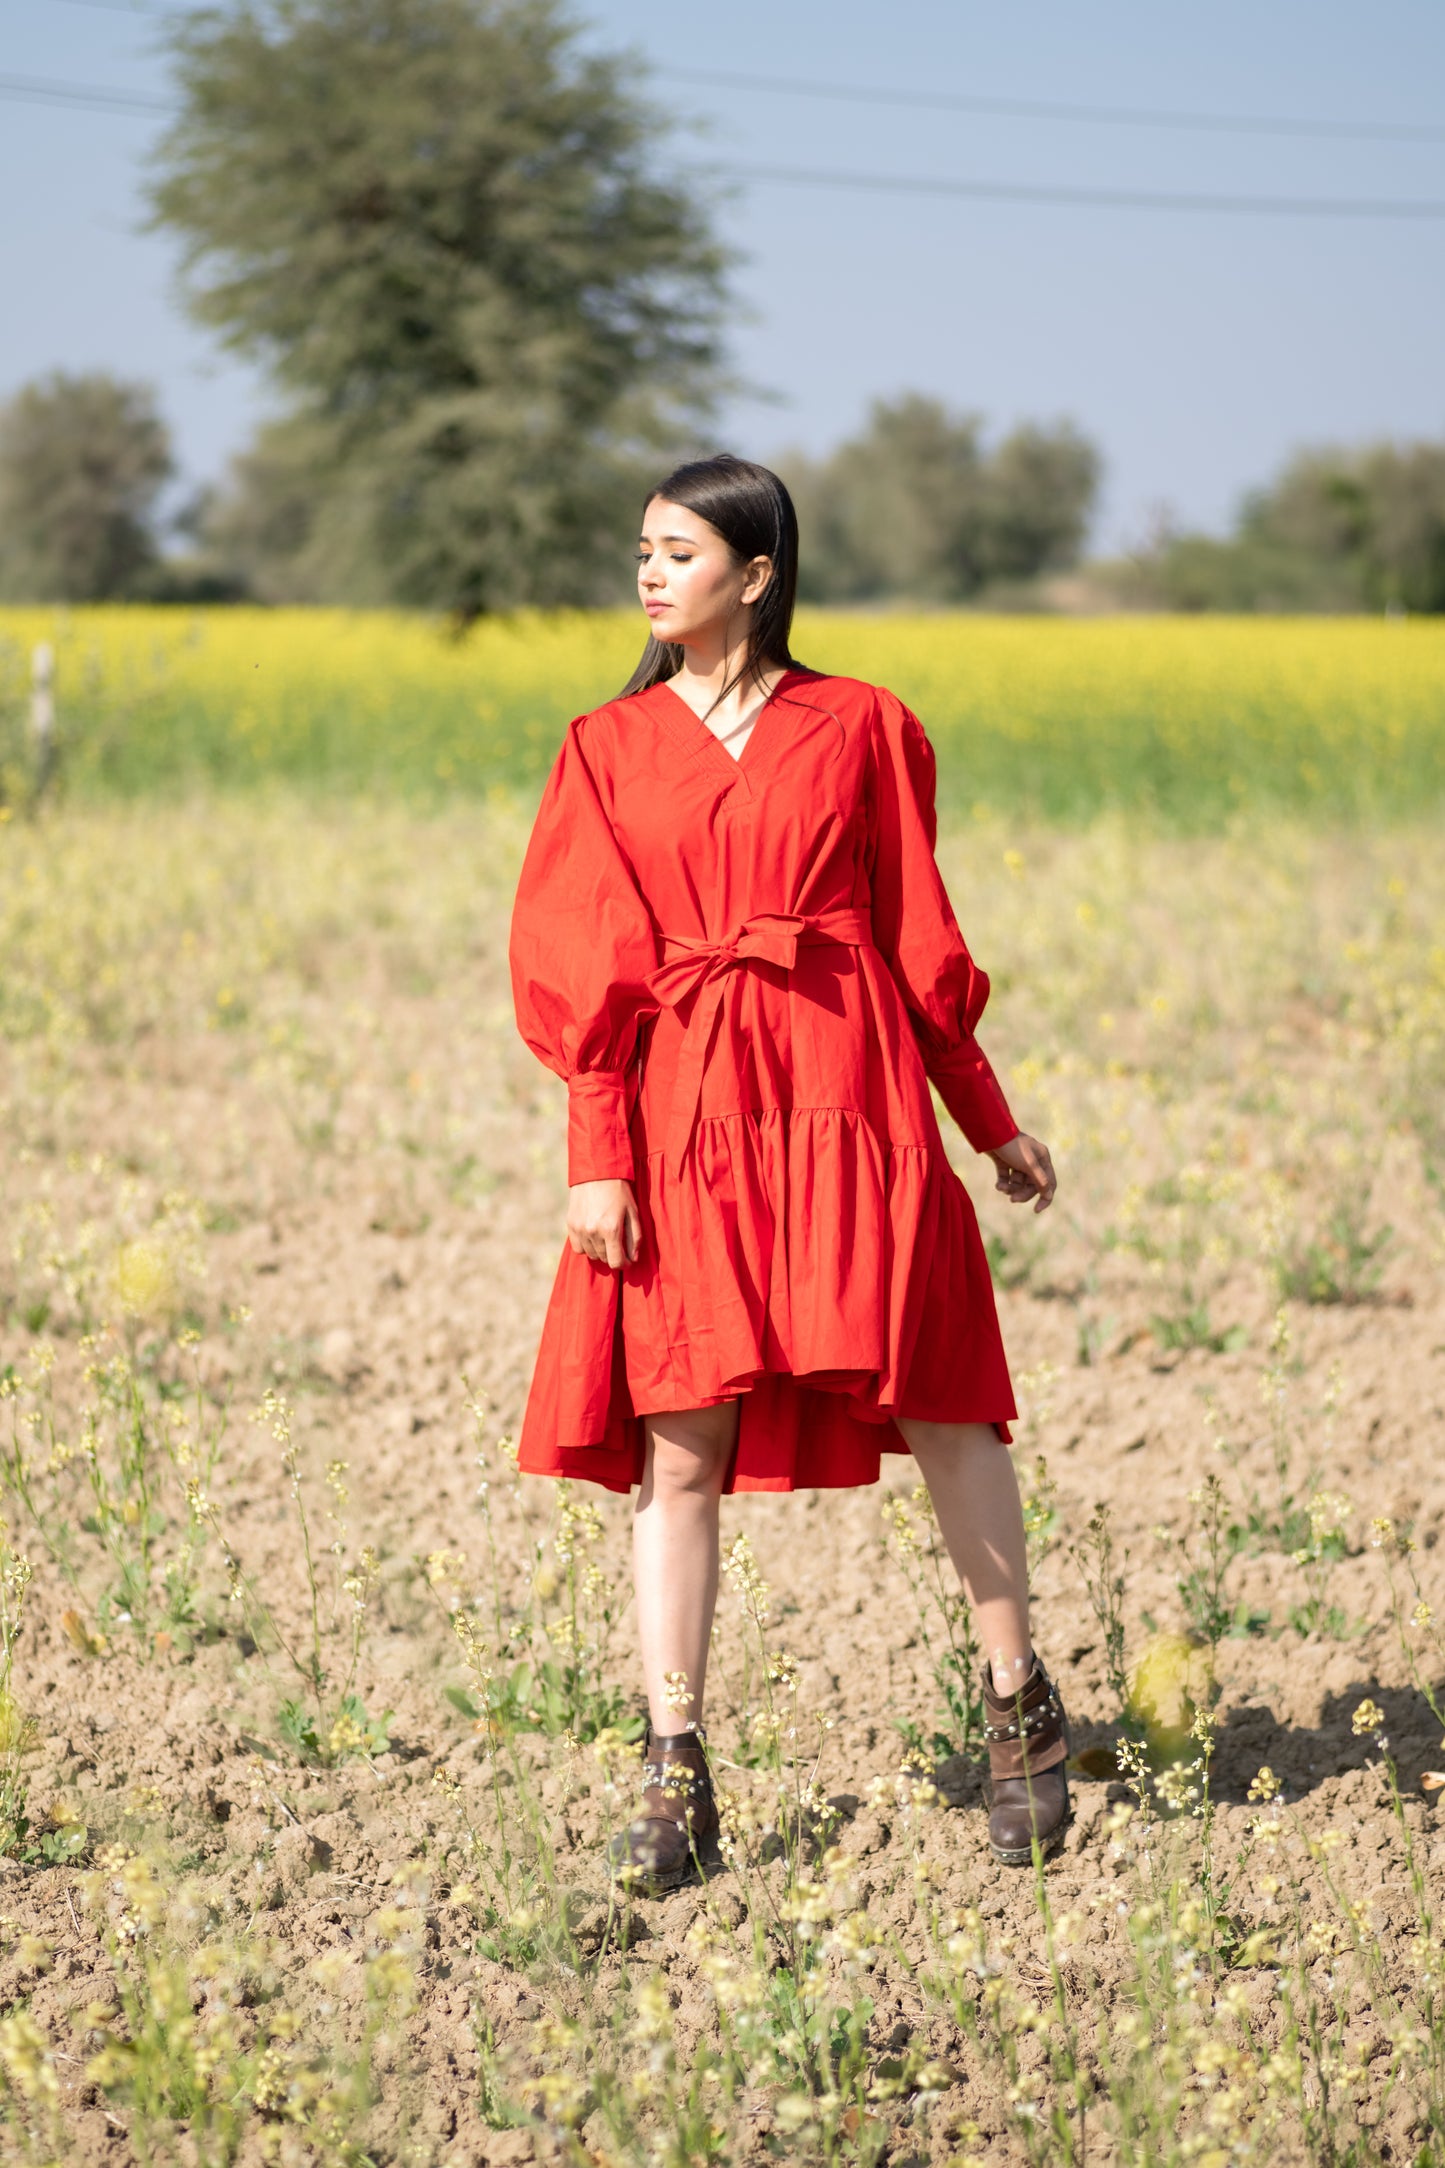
509,715 -> 661,1184
866,691 -> 1019,1155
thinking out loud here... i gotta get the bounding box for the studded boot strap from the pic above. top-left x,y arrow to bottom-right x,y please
639,1728 -> 716,1831
980,1659 -> 1070,1782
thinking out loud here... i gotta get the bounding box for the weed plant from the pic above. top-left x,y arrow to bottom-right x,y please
205,1388 -> 392,1768
1,1323 -> 230,1657
881,1486 -> 985,1767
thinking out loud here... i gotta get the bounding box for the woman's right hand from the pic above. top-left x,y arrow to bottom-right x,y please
567,1179 -> 642,1268
987,1132 -> 1057,1213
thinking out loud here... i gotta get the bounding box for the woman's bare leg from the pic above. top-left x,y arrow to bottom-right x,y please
633,1402 -> 738,1734
894,1418 -> 1034,1698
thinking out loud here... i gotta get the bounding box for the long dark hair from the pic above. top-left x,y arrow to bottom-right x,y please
619,454 -> 799,705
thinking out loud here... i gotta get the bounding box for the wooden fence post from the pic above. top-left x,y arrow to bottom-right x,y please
31,641 -> 56,802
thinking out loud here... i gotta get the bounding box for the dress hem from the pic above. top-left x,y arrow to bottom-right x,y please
518,1414 -> 1014,1501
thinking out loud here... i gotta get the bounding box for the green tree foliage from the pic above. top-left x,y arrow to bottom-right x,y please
0,372 -> 173,602
1143,441 -> 1445,613
981,421 -> 1102,584
783,395 -> 1100,605
149,0 -> 727,615
185,416 -> 342,606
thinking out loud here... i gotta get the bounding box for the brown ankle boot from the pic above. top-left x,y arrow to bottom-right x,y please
607,1726 -> 719,1896
981,1655 -> 1072,1866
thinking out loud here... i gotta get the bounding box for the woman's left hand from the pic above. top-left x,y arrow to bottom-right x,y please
988,1132 -> 1057,1213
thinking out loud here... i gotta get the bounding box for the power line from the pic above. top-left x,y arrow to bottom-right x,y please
0,71 -> 167,114
702,159 -> 1445,220
5,68 -> 1444,220
26,14 -> 1445,146
658,65 -> 1445,147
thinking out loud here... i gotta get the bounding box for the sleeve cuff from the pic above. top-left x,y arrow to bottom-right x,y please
927,1042 -> 1019,1155
566,1069 -> 635,1185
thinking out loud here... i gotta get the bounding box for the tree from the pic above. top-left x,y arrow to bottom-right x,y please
0,372 -> 173,601
148,0 -> 727,615
788,396 -> 986,604
185,415 -> 349,604
1243,443 -> 1445,612
977,421 -> 1099,585
783,395 -> 1100,605
1139,440 -> 1445,613
1363,442 -> 1445,612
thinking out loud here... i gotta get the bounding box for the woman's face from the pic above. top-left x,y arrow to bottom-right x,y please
636,497 -> 773,649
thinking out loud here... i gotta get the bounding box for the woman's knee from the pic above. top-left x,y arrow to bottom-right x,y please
896,1417 -> 1004,1467
644,1404 -> 737,1497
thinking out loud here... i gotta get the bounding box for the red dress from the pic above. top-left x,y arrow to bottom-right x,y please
508,667 -> 1020,1496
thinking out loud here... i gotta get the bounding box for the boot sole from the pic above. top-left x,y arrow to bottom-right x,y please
610,1858 -> 698,1898
988,1811 -> 1072,1868
606,1830 -> 721,1899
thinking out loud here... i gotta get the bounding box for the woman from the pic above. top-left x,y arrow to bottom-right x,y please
508,454 -> 1069,1890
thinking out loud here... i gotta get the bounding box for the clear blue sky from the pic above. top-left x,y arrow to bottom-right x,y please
3,0 -> 1443,548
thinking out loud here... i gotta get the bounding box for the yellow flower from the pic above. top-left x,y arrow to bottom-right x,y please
0,2012 -> 60,2103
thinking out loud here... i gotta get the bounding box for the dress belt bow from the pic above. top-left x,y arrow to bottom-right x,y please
643,906 -> 875,1180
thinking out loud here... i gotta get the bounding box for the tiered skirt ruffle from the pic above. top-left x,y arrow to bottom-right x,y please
517,1104 -> 1015,1496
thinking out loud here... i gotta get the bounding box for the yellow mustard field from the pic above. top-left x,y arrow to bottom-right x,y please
0,605 -> 1440,822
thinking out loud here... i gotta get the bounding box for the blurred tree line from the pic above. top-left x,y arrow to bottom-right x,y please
0,0 -> 1438,615
1123,444 -> 1445,614
0,366 -> 1102,608
782,397 -> 1099,605
0,0 -> 1099,614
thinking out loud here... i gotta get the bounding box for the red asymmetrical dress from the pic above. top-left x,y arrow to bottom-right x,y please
507,666 -> 1020,1496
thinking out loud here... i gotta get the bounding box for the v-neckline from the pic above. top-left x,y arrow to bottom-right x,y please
654,667 -> 801,777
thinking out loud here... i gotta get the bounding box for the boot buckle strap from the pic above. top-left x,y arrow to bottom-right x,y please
983,1692 -> 1061,1744
643,1759 -> 707,1792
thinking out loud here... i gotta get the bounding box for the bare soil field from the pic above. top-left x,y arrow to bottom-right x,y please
1,801 -> 1442,2166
